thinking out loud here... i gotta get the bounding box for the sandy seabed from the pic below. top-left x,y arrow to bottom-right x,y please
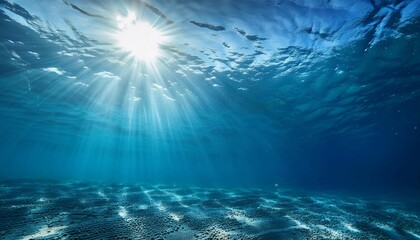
0,180 -> 419,239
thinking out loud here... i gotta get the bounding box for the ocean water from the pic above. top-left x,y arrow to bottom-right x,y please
0,0 -> 419,239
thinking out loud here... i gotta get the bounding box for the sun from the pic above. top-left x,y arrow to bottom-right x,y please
116,13 -> 164,62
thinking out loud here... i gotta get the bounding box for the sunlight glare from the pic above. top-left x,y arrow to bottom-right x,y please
116,13 -> 164,61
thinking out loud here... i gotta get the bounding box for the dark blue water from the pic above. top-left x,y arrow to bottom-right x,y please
0,0 -> 419,239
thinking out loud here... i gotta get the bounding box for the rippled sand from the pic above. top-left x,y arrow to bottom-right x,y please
0,180 -> 418,239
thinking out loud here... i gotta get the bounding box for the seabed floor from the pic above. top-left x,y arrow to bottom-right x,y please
0,180 -> 419,239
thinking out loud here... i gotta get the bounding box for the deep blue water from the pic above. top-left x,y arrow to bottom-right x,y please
0,0 -> 420,239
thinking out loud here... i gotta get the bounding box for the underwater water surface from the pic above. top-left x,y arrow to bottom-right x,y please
0,0 -> 420,239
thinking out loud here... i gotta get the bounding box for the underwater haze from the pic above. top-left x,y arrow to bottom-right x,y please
1,0 -> 420,239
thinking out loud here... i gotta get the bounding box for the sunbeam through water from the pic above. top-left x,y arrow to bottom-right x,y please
0,0 -> 420,239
